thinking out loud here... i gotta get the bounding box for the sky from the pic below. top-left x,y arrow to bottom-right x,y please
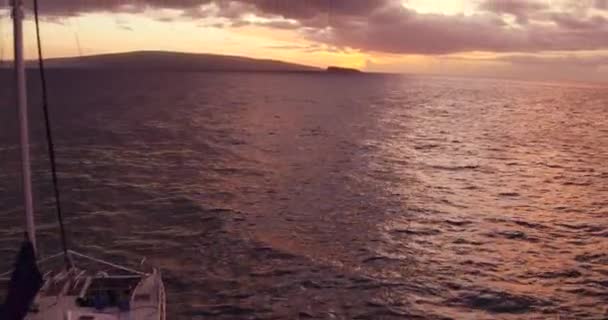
1,0 -> 608,83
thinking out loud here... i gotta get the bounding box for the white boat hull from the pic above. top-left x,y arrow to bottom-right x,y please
26,270 -> 165,320
1,250 -> 166,320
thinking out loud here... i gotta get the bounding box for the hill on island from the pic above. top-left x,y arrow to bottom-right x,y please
35,51 -> 322,72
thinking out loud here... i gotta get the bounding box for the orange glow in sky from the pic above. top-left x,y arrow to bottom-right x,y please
1,12 -> 368,69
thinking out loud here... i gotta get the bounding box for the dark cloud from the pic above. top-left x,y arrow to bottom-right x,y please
309,1 -> 608,54
243,0 -> 389,19
551,12 -> 608,29
4,0 -> 608,55
5,0 -> 386,18
596,0 -> 608,10
313,5 -> 522,54
2,0 -> 214,16
320,1 -> 608,54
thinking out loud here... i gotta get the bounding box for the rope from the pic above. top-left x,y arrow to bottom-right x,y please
68,250 -> 147,276
0,250 -> 65,277
0,9 -> 4,66
33,0 -> 71,268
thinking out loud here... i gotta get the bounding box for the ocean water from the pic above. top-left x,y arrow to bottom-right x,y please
0,71 -> 607,319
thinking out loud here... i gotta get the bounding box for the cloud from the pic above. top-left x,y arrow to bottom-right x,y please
596,0 -> 608,10
264,43 -> 344,53
227,18 -> 301,30
312,6 -> 521,54
243,0 -> 389,19
5,0 -> 608,55
306,1 -> 608,54
7,0 -> 387,19
447,52 -> 608,67
2,0 -> 214,16
478,0 -> 548,24
551,12 -> 608,29
499,53 -> 608,67
321,1 -> 608,54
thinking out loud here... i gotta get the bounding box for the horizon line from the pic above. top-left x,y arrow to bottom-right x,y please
0,50 -> 606,87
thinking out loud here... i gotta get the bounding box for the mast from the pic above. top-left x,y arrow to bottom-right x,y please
12,0 -> 37,253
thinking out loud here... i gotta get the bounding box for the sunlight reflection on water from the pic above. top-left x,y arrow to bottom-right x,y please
0,71 -> 606,319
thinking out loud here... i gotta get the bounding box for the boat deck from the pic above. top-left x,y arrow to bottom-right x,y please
1,251 -> 165,320
26,270 -> 163,320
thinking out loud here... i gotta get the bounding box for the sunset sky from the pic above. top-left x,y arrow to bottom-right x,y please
1,0 -> 608,82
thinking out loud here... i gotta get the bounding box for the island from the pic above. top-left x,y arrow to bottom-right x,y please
326,66 -> 362,73
28,51 -> 322,73
4,51 -> 370,74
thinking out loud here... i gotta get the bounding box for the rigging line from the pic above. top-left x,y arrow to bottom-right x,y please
66,14 -> 88,210
33,0 -> 71,268
68,15 -> 83,56
0,10 -> 3,66
1,3 -> 9,66
74,29 -> 83,57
